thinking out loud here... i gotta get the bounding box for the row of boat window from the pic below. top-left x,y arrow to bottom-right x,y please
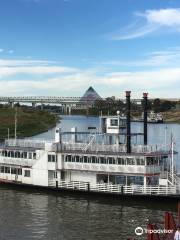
64,155 -> 168,165
0,166 -> 31,177
65,155 -> 146,165
0,166 -> 22,175
0,150 -> 36,160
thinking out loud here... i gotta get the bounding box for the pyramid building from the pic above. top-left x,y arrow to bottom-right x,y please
80,86 -> 102,103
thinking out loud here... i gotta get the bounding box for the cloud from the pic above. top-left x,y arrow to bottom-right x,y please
0,57 -> 179,98
0,58 -> 78,78
101,47 -> 180,68
0,49 -> 4,53
110,8 -> 180,40
7,50 -> 14,54
0,67 -> 179,98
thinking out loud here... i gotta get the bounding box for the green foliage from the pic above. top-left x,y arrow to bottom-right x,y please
0,106 -> 58,140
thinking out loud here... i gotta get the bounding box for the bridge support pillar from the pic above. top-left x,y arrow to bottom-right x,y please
65,105 -> 68,115
32,102 -> 36,108
9,101 -> 14,108
66,105 -> 71,115
61,104 -> 65,114
41,104 -> 44,110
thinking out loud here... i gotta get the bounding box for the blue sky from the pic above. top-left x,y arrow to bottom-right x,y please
0,0 -> 180,97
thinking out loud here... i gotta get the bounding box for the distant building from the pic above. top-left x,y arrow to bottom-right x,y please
80,86 -> 102,105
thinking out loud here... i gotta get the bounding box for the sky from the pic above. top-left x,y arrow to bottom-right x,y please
0,0 -> 180,98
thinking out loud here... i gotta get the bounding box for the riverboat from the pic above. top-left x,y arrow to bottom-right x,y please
0,92 -> 179,197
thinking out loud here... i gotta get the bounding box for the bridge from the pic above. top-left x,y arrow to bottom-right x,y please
0,96 -> 179,114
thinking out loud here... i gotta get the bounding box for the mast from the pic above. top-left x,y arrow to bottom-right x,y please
171,134 -> 174,185
15,107 -> 17,140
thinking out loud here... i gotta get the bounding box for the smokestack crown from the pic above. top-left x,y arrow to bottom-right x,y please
126,91 -> 131,97
143,92 -> 148,98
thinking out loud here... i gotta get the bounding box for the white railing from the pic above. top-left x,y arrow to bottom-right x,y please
48,180 -> 177,195
5,139 -> 53,149
61,142 -> 167,154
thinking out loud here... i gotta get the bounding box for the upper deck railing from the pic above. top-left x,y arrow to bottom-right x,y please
2,139 -> 172,155
4,139 -> 53,149
60,142 -> 170,155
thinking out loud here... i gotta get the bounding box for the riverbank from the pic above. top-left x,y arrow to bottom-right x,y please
71,108 -> 180,124
162,110 -> 180,124
0,106 -> 59,139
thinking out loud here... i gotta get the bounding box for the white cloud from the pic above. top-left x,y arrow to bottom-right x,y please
101,47 -> 180,67
144,8 -> 180,26
0,49 -> 4,53
0,58 -> 78,78
7,50 -> 14,54
111,8 -> 180,40
0,57 -> 179,98
0,66 -> 179,98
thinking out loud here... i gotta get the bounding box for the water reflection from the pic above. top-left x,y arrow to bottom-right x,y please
0,186 -> 177,240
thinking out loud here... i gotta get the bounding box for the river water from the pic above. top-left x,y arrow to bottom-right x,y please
1,115 -> 180,240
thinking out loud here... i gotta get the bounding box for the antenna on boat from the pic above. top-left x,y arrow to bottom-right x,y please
7,128 -> 9,140
164,125 -> 168,150
14,107 -> 17,140
171,133 -> 174,184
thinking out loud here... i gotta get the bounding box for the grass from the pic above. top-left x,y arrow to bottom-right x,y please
162,110 -> 180,124
0,106 -> 59,139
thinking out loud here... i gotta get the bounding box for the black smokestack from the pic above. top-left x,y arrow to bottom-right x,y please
126,91 -> 131,154
143,93 -> 148,145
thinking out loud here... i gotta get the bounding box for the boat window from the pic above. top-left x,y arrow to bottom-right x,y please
0,166 -> 4,173
127,158 -> 135,165
66,155 -> 71,162
8,151 -> 11,157
108,157 -> 115,164
91,156 -> 96,164
117,158 -> 125,165
71,156 -> 75,162
48,154 -> 57,162
141,159 -> 145,165
23,152 -> 27,159
18,169 -> 22,175
33,153 -> 36,160
80,156 -> 83,163
84,156 -> 88,163
29,153 -> 32,159
96,158 -> 99,164
88,157 -> 91,163
24,170 -> 30,177
5,167 -> 10,174
11,168 -> 17,175
53,171 -> 57,179
51,155 -> 55,162
100,157 -> 107,164
110,119 -> 118,126
4,151 -> 7,157
48,154 -> 51,162
75,156 -> 80,162
11,151 -> 14,158
146,157 -> 155,165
